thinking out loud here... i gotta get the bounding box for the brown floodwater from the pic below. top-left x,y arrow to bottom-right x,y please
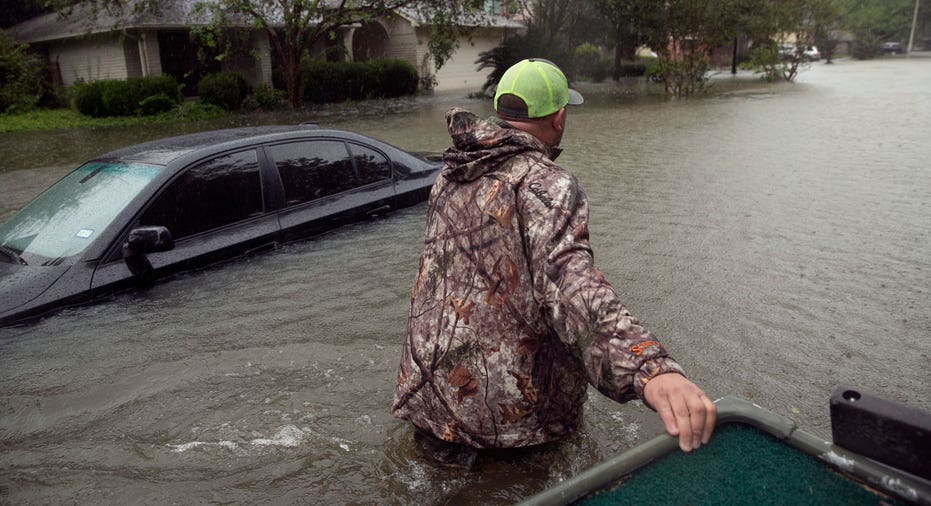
1,56 -> 929,504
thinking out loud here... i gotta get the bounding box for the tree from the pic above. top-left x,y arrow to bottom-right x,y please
805,0 -> 843,63
741,0 -> 804,81
735,0 -> 840,80
501,0 -> 587,46
0,1 -> 53,29
837,0 -> 920,58
500,0 -> 614,57
525,0 -> 573,45
489,0 -> 659,83
474,0 -> 599,90
193,0 -> 485,108
637,0 -> 742,96
588,0 -> 661,80
0,29 -> 44,113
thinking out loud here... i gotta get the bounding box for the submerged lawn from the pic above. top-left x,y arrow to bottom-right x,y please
0,105 -> 230,133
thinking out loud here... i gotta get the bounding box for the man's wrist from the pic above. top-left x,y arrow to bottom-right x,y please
634,356 -> 686,405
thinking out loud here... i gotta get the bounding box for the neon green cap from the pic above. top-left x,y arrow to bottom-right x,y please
494,58 -> 584,119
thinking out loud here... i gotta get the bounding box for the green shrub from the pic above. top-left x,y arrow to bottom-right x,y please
198,71 -> 251,111
574,43 -> 602,80
645,58 -> 662,81
348,61 -> 377,100
301,58 -> 419,104
646,58 -> 709,95
137,74 -> 182,103
590,57 -> 612,83
138,93 -> 177,115
250,83 -> 285,110
38,83 -> 70,109
71,80 -> 108,117
0,30 -> 44,114
851,35 -> 880,60
302,60 -> 349,103
746,42 -> 782,81
72,76 -> 181,117
366,59 -> 418,97
101,79 -> 140,116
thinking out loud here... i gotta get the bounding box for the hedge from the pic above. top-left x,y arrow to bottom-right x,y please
72,75 -> 181,117
0,31 -> 44,113
301,59 -> 418,104
197,71 -> 251,111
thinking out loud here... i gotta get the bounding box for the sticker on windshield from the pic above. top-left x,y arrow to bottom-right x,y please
75,229 -> 95,239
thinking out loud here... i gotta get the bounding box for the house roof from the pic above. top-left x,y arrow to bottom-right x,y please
7,0 -> 253,44
396,7 -> 523,29
9,1 -> 524,44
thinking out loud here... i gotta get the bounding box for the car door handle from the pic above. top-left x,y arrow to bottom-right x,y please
366,205 -> 391,217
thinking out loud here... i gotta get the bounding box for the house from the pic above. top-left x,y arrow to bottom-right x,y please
7,1 -> 523,95
6,1 -> 271,92
382,8 -> 523,91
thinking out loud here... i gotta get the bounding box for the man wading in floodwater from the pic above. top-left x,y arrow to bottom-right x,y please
392,58 -> 716,467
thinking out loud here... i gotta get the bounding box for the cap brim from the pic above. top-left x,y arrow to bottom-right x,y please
567,88 -> 584,106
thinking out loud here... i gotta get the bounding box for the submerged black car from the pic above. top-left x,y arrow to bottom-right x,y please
0,125 -> 442,326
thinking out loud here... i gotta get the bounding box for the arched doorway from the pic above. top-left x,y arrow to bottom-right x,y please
352,21 -> 388,61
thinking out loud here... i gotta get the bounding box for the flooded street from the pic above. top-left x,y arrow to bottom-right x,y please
1,56 -> 930,504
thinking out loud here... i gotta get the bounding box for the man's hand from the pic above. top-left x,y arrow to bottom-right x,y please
642,373 -> 716,452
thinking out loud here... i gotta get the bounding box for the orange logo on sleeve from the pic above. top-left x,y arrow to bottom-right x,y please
630,341 -> 663,356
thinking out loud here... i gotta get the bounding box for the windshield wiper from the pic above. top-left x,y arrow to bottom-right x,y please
0,245 -> 28,265
79,165 -> 105,184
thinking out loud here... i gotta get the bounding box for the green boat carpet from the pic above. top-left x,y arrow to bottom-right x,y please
581,424 -> 899,505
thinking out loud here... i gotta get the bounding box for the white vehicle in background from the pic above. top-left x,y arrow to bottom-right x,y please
881,41 -> 905,54
804,46 -> 821,61
779,44 -> 821,62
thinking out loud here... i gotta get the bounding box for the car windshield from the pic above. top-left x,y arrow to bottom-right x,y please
0,161 -> 162,265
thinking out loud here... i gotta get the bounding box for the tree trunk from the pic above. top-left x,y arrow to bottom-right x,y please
613,45 -> 622,81
731,37 -> 738,74
285,47 -> 301,108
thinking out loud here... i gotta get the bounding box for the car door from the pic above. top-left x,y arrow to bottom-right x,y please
91,148 -> 280,293
267,139 -> 396,243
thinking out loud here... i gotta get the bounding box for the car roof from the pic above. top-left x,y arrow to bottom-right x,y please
96,124 -> 359,166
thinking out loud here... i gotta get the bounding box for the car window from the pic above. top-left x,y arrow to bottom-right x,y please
268,140 -> 357,206
349,143 -> 392,186
0,162 -> 161,265
140,150 -> 262,239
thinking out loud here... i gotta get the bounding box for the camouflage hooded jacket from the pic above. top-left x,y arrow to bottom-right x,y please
392,108 -> 684,449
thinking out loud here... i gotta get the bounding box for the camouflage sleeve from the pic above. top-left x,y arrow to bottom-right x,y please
517,163 -> 685,403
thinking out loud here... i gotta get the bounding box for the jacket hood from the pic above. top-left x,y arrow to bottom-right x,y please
442,108 -> 560,183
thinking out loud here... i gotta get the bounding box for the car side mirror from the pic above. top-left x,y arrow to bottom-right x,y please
122,226 -> 174,257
